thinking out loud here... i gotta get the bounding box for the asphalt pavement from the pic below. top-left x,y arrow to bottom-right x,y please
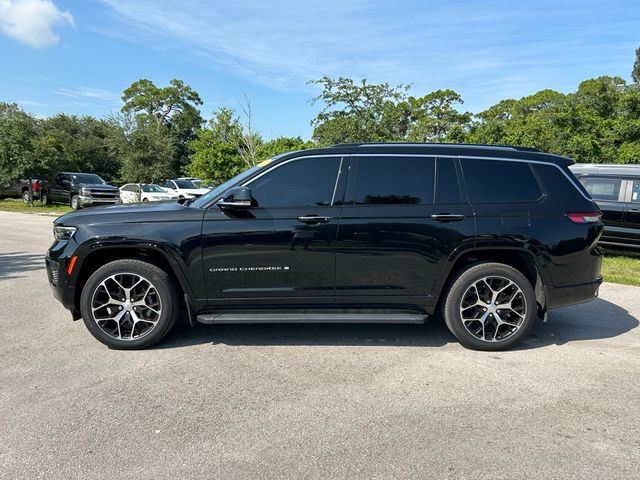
0,210 -> 639,480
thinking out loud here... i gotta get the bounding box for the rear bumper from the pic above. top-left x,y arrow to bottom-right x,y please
546,277 -> 602,309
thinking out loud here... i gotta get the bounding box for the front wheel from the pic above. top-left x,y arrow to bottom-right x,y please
70,195 -> 80,209
442,262 -> 536,351
22,190 -> 31,203
80,259 -> 180,349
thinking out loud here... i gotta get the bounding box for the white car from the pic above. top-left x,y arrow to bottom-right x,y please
177,177 -> 209,189
161,179 -> 210,198
120,183 -> 179,203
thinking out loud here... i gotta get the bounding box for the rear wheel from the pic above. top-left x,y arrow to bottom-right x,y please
442,262 -> 536,351
80,259 -> 180,349
40,190 -> 49,205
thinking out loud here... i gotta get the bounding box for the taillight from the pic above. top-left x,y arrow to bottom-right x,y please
566,212 -> 602,223
31,180 -> 39,192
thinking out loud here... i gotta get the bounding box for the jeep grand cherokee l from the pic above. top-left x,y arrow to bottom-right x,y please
46,143 -> 603,351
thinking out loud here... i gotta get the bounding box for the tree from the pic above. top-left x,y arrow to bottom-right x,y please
187,108 -> 246,183
633,47 -> 640,84
309,76 -> 411,144
0,103 -> 59,204
110,113 -> 175,185
407,89 -> 471,142
257,136 -> 314,160
121,78 -> 204,176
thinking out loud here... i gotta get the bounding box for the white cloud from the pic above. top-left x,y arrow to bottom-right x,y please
0,0 -> 74,48
55,86 -> 119,102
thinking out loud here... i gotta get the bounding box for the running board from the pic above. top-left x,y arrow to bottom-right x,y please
196,313 -> 428,325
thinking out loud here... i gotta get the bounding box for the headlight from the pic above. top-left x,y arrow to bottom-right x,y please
53,225 -> 77,241
81,187 -> 91,195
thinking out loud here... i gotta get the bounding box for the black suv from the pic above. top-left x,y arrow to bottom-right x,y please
570,163 -> 640,250
46,144 -> 603,351
44,172 -> 120,209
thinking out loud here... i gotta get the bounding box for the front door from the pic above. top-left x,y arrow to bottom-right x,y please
334,155 -> 475,304
201,155 -> 348,305
50,174 -> 70,203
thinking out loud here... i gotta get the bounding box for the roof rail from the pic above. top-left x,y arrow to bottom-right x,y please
329,142 -> 541,152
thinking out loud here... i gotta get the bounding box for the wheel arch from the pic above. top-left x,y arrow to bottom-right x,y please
73,245 -> 192,318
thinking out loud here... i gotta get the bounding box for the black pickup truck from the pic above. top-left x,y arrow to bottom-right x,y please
43,172 -> 120,209
0,178 -> 48,203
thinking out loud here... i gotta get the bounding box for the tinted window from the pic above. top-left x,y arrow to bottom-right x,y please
354,156 -> 434,205
436,158 -> 461,204
163,181 -> 175,189
72,174 -> 105,185
175,180 -> 197,189
632,180 -> 640,204
580,177 -> 622,202
250,157 -> 341,208
462,159 -> 542,203
121,184 -> 133,192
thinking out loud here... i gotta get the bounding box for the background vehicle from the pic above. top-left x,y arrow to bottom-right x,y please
44,172 -> 120,209
120,183 -> 179,203
47,143 -> 603,351
570,163 -> 640,250
161,179 -> 210,198
177,177 -> 208,189
0,178 -> 48,203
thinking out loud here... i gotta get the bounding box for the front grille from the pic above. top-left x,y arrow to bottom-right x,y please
47,259 -> 59,286
86,189 -> 119,200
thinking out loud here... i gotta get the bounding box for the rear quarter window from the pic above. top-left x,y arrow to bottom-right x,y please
461,159 -> 542,203
579,177 -> 623,202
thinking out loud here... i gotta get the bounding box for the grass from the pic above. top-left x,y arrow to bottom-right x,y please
602,252 -> 640,287
0,198 -> 71,215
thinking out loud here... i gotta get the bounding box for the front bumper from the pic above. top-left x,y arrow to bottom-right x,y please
78,195 -> 120,207
46,238 -> 82,319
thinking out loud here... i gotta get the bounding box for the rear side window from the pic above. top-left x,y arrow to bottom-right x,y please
354,156 -> 435,205
436,158 -> 461,204
462,159 -> 542,203
580,177 -> 622,202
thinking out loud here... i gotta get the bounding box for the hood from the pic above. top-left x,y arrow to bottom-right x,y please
55,200 -> 203,226
77,183 -> 119,191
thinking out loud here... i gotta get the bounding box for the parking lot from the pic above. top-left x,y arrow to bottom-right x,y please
0,210 -> 639,479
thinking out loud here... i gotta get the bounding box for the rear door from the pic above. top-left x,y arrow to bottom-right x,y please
334,155 -> 475,304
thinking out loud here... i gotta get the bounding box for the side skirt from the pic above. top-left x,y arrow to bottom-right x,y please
196,312 -> 428,325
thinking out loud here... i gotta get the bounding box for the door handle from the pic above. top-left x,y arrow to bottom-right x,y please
625,209 -> 640,214
430,213 -> 465,222
297,215 -> 332,224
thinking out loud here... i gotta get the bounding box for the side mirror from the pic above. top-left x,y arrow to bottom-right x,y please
218,186 -> 253,209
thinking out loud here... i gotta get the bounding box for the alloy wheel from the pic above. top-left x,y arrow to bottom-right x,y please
459,276 -> 527,342
90,273 -> 162,341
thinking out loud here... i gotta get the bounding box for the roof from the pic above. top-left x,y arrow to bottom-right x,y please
569,163 -> 640,177
277,142 -> 574,166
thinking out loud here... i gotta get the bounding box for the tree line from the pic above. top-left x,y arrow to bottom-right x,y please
2,48 -> 640,187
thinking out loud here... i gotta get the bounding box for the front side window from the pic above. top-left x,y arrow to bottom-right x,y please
462,159 -> 542,203
249,156 -> 342,208
580,177 -> 622,202
353,156 -> 435,205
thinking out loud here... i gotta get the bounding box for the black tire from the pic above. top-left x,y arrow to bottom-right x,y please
80,259 -> 180,349
442,262 -> 536,351
71,195 -> 80,210
22,189 -> 31,203
40,190 -> 49,205
142,198 -> 149,202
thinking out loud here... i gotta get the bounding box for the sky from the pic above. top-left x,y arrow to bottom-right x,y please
1,0 -> 639,139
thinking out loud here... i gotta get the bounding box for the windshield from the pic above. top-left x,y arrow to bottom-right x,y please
73,174 -> 106,185
174,179 -> 197,189
143,184 -> 166,193
191,164 -> 263,208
